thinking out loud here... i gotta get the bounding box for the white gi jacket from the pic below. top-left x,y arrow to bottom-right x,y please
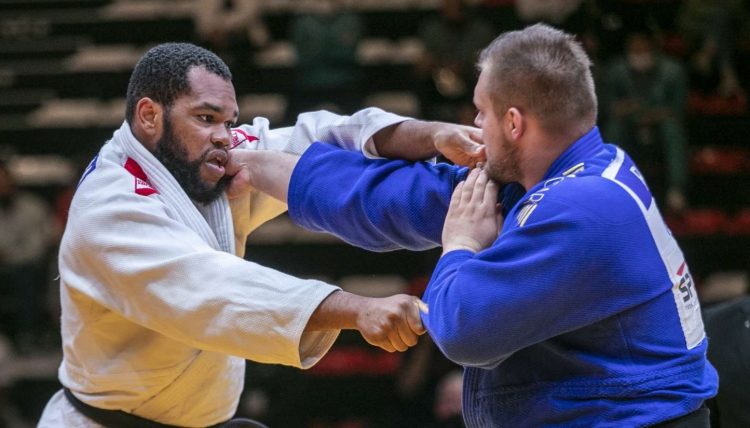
38,109 -> 407,427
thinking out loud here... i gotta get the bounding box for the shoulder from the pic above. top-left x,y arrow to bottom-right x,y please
71,151 -> 166,224
560,175 -> 643,221
519,172 -> 645,229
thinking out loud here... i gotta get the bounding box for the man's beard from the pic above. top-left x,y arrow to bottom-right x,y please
153,115 -> 230,204
485,137 -> 522,186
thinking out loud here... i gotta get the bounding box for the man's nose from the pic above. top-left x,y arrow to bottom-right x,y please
212,128 -> 231,148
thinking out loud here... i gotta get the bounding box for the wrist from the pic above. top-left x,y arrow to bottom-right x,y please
441,237 -> 483,255
307,290 -> 364,331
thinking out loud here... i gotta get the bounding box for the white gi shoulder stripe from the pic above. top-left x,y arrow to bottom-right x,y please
601,147 -> 705,349
516,202 -> 538,227
562,162 -> 584,176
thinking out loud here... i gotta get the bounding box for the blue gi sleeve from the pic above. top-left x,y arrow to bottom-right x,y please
423,190 -> 669,370
288,142 -> 468,251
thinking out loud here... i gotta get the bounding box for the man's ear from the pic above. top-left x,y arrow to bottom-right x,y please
132,97 -> 163,150
506,107 -> 525,141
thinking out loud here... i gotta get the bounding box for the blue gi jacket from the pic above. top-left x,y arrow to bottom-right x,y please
288,127 -> 718,427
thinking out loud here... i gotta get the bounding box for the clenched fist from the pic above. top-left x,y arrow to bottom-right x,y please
355,294 -> 428,352
306,290 -> 428,353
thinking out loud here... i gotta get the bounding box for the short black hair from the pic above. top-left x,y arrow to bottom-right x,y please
125,42 -> 232,123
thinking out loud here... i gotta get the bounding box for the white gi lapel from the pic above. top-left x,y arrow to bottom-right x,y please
195,197 -> 235,254
110,121 -> 235,254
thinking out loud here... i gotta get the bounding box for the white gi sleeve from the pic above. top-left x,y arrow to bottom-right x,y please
236,107 -> 410,156
230,108 -> 411,249
65,188 -> 339,368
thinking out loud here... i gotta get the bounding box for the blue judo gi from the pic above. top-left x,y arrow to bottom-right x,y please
287,127 -> 717,427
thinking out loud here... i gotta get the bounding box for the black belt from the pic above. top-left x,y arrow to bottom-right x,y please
63,388 -> 269,428
650,404 -> 710,428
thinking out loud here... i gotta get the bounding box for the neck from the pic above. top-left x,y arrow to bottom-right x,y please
130,123 -> 157,153
518,135 -> 575,190
519,155 -> 554,191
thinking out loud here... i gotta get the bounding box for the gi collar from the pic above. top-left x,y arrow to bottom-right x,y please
541,126 -> 604,181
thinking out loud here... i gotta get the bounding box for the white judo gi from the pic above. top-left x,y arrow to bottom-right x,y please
38,109 -> 407,427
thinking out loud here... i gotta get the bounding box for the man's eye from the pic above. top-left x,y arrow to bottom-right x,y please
199,115 -> 213,123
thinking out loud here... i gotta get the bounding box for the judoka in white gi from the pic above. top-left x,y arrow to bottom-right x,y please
38,43 -> 484,427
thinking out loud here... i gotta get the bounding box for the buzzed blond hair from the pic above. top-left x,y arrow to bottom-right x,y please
478,24 -> 597,136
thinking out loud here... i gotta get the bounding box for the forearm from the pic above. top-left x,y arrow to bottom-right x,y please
306,289 -> 427,353
227,149 -> 300,202
372,120 -> 485,166
372,120 -> 441,160
305,290 -> 362,331
248,151 -> 298,202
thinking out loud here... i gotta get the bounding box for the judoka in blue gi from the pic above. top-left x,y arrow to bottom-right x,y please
229,24 -> 718,427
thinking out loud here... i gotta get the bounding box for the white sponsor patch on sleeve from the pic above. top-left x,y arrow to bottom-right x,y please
664,246 -> 705,349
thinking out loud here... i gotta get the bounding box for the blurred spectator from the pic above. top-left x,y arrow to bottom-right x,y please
594,1 -> 684,62
414,0 -> 495,122
286,0 -> 364,121
678,0 -> 746,110
601,31 -> 689,211
0,160 -> 55,354
193,0 -> 269,69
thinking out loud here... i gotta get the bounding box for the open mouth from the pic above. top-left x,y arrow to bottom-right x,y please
204,150 -> 228,179
206,150 -> 228,168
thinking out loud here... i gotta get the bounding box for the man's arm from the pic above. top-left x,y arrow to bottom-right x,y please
371,120 -> 486,166
238,108 -> 485,164
228,109 -> 485,250
226,150 -> 429,352
225,128 -> 482,202
71,186 -> 426,365
228,109 -> 483,249
307,290 -> 426,353
227,143 -> 468,251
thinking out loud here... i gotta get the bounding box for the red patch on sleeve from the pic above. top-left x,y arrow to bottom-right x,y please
230,128 -> 259,149
124,158 -> 158,196
676,262 -> 686,277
